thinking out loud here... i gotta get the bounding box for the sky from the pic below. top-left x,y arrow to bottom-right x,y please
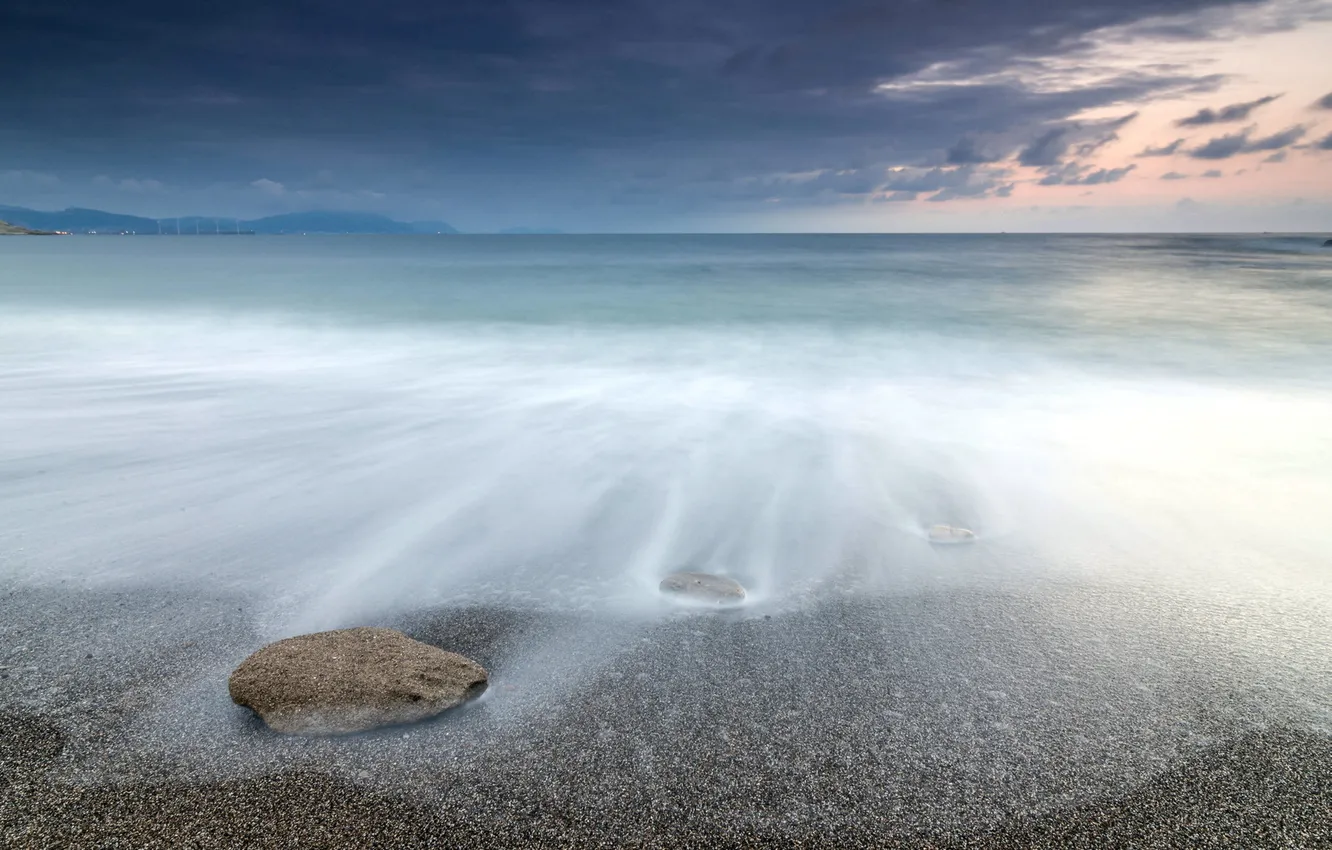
2,0 -> 1331,232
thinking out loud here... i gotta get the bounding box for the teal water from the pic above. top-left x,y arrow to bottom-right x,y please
0,235 -> 1330,631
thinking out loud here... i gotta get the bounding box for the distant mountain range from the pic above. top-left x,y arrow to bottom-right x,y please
0,205 -> 460,235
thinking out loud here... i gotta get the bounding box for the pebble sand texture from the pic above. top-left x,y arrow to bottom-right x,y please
2,580 -> 1330,848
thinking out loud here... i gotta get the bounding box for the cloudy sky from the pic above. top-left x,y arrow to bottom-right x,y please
2,0 -> 1331,231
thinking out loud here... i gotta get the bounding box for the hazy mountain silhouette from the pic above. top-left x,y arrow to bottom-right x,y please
0,205 -> 459,235
0,205 -> 159,233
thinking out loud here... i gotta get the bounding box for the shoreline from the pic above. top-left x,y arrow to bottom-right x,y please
2,580 -> 1329,847
0,226 -> 62,236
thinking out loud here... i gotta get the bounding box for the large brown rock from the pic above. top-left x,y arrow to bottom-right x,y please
228,627 -> 488,735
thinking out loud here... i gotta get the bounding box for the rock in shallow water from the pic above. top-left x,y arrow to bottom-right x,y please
659,571 -> 746,605
928,524 -> 977,544
228,627 -> 487,735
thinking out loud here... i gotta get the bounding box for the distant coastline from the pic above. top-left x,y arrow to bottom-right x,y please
0,205 -> 458,236
0,204 -> 575,235
0,219 -> 64,236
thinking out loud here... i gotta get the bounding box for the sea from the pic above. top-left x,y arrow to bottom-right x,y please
1,233 -> 1329,639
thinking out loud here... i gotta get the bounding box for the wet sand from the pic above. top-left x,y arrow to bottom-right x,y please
2,581 -> 1330,848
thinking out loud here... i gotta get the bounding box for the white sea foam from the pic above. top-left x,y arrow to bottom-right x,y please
2,303 -> 1328,638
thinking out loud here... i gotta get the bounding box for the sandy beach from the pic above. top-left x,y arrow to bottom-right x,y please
3,578 -> 1329,848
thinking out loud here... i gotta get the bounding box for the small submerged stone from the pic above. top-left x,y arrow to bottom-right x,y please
928,524 -> 977,544
659,571 -> 746,605
228,627 -> 488,736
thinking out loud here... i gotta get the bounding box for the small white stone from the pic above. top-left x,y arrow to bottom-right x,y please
659,571 -> 746,605
928,524 -> 977,544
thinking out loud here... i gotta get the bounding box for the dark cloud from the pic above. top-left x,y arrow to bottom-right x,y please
0,0 -> 1293,225
1017,112 -> 1137,168
881,167 -> 969,194
1084,165 -> 1138,185
1190,131 -> 1250,159
945,137 -> 1003,165
1074,112 -> 1139,157
1175,94 -> 1281,126
1263,151 -> 1286,163
781,168 -> 886,198
1018,128 -> 1071,167
1316,92 -> 1332,110
1137,138 -> 1186,157
1074,137 -> 1115,157
927,185 -> 990,202
1160,171 -> 1188,179
1202,168 -> 1224,177
1189,125 -> 1306,159
871,165 -> 1014,202
1318,132 -> 1332,151
1038,163 -> 1137,185
1038,163 -> 1080,185
1245,125 -> 1307,151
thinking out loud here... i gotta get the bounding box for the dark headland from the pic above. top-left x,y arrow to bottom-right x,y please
0,205 -> 458,235
0,219 -> 60,236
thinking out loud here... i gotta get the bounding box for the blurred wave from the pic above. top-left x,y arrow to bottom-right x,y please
0,235 -> 1329,632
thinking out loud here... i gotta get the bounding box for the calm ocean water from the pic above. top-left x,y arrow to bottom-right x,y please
1,234 -> 1330,630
